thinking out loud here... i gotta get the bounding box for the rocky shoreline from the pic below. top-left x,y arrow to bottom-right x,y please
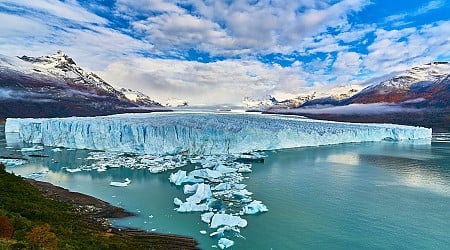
25,178 -> 199,250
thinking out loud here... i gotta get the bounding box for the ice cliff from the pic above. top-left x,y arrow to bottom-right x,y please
6,112 -> 432,155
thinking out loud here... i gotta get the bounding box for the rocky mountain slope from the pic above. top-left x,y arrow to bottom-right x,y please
267,62 -> 450,130
346,62 -> 450,108
0,51 -> 163,119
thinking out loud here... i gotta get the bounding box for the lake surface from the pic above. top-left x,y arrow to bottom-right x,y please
1,125 -> 449,249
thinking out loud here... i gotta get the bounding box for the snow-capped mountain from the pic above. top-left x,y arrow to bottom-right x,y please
119,88 -> 161,107
273,62 -> 450,109
242,95 -> 278,110
347,62 -> 450,107
0,51 -> 162,119
278,84 -> 363,108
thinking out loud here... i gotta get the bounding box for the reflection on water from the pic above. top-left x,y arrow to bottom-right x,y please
1,125 -> 450,249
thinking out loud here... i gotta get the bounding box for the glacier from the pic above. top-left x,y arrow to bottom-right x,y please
6,112 -> 431,155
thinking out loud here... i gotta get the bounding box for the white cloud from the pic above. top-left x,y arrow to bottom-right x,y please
132,12 -> 235,55
0,0 -> 107,24
363,21 -> 450,75
115,0 -> 184,14
97,57 -> 310,105
385,0 -> 446,25
333,51 -> 362,75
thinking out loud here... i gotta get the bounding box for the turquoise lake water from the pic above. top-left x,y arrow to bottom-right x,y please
1,125 -> 449,249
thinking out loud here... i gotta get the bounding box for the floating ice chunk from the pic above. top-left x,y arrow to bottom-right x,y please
51,148 -> 62,152
200,230 -> 207,235
210,213 -> 247,228
169,170 -> 203,186
215,165 -> 237,174
234,184 -> 246,190
176,202 -> 209,212
97,166 -> 107,172
237,166 -> 252,173
186,183 -> 212,204
20,145 -> 44,152
174,197 -> 183,206
213,183 -> 231,191
233,189 -> 253,198
218,238 -> 234,249
65,168 -> 82,173
184,184 -> 199,194
209,226 -> 239,238
0,158 -> 27,167
189,168 -> 222,179
110,178 -> 131,187
243,200 -> 268,214
201,212 -> 215,224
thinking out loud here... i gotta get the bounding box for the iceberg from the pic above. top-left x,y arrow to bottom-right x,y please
201,212 -> 215,223
175,201 -> 209,212
110,178 -> 131,187
169,170 -> 203,186
184,184 -> 199,194
6,112 -> 431,155
218,238 -> 234,249
20,145 -> 44,152
186,183 -> 212,204
242,200 -> 268,214
210,213 -> 247,228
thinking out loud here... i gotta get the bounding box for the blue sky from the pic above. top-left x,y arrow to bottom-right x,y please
0,0 -> 449,104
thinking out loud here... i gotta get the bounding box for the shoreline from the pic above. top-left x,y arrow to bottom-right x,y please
25,177 -> 199,249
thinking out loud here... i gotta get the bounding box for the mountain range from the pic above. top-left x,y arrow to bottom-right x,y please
265,62 -> 450,130
0,51 -> 164,119
1,51 -> 449,130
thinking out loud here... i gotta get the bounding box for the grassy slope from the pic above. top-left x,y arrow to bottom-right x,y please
0,167 -> 198,250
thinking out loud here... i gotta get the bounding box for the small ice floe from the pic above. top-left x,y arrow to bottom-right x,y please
169,170 -> 203,186
110,178 -> 131,187
184,183 -> 199,194
189,168 -> 222,180
0,158 -> 27,167
215,164 -> 236,174
201,212 -> 215,223
232,189 -> 253,198
186,183 -> 212,204
65,168 -> 82,173
210,213 -> 247,228
96,166 -> 107,172
210,226 -> 240,238
200,230 -> 207,235
51,148 -> 62,152
237,165 -> 252,173
218,238 -> 234,249
20,145 -> 44,152
175,200 -> 209,212
242,200 -> 268,215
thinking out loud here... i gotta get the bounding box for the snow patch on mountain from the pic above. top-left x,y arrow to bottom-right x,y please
361,62 -> 450,93
119,88 -> 161,106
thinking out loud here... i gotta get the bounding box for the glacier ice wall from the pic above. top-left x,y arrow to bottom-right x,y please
6,112 -> 432,155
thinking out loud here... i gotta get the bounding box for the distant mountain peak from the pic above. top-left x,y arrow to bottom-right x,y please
0,51 -> 163,119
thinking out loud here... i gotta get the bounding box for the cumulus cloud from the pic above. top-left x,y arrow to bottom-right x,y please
0,0 -> 107,24
385,0 -> 446,25
97,58 -> 309,105
363,21 -> 450,76
0,0 -> 449,105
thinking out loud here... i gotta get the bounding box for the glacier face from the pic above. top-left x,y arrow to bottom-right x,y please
6,112 -> 432,155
